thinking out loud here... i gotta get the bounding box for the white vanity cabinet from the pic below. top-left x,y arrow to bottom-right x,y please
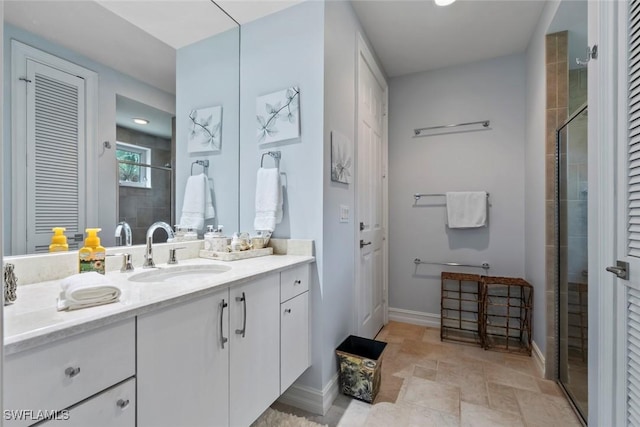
280,265 -> 311,393
39,378 -> 135,427
136,272 -> 283,427
3,319 -> 135,427
229,273 -> 281,427
137,288 -> 230,427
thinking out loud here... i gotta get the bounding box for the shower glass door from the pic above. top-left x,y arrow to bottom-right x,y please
557,104 -> 588,422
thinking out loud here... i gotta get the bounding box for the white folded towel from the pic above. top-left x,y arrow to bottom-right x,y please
254,167 -> 283,232
180,173 -> 215,231
446,191 -> 488,228
57,272 -> 122,311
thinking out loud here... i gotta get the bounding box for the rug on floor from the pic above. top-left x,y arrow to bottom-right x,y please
251,408 -> 328,427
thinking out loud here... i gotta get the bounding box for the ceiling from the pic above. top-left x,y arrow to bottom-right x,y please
116,96 -> 174,139
351,0 -> 547,78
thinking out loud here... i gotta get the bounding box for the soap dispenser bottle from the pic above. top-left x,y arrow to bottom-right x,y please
204,225 -> 216,251
79,228 -> 106,274
49,227 -> 69,252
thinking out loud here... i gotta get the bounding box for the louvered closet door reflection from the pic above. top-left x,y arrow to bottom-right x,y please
26,60 -> 85,253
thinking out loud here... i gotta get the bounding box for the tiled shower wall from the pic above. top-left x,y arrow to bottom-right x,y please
116,126 -> 173,244
545,31 -> 568,379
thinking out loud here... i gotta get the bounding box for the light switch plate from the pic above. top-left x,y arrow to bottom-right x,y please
339,205 -> 350,223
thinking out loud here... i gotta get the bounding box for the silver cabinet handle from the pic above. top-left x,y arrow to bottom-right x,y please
65,367 -> 81,378
116,399 -> 130,410
235,292 -> 246,338
220,299 -> 228,349
360,240 -> 372,249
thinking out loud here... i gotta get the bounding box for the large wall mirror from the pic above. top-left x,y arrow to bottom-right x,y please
2,0 -> 240,255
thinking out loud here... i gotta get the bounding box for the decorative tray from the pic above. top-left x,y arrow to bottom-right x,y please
199,247 -> 273,261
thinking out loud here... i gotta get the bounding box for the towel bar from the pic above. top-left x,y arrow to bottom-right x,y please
414,192 -> 490,202
414,258 -> 490,272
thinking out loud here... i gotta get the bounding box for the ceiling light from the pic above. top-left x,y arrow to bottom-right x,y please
435,0 -> 456,6
133,118 -> 149,125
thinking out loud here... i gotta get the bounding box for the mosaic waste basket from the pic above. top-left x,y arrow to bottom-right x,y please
336,335 -> 387,403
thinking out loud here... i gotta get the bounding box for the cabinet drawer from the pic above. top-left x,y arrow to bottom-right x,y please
281,292 -> 310,393
40,378 -> 135,427
280,265 -> 309,302
4,319 -> 135,427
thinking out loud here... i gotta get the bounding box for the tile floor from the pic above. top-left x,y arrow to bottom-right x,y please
272,321 -> 584,427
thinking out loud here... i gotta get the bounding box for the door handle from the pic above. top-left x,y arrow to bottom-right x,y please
360,240 -> 372,249
606,260 -> 629,280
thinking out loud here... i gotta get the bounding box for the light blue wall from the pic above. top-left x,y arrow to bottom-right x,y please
2,23 -> 174,252
388,54 -> 526,314
322,0 -> 384,388
176,28 -> 240,234
239,1 -> 325,389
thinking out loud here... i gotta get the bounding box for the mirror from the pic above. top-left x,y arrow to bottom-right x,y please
2,0 -> 240,255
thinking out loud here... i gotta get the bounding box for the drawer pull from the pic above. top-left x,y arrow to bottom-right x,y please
294,280 -> 301,285
116,399 -> 130,410
64,367 -> 81,378
284,308 -> 292,314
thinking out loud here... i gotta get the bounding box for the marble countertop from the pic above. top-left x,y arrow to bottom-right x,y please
4,254 -> 314,356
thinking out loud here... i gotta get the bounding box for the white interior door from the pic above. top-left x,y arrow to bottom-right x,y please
26,59 -> 86,253
356,36 -> 387,339
611,1 -> 640,424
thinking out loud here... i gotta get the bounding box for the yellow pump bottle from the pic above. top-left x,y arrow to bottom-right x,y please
78,228 -> 106,274
49,227 -> 69,252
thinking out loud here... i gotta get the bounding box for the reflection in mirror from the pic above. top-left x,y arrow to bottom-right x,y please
116,95 -> 174,245
2,1 -> 240,256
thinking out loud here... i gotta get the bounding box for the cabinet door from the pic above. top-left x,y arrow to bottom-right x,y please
40,378 -> 135,427
229,274 -> 280,426
281,292 -> 310,393
137,289 -> 230,427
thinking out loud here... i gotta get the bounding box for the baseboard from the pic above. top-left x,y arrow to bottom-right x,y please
532,340 -> 546,377
277,373 -> 339,416
388,307 -> 441,328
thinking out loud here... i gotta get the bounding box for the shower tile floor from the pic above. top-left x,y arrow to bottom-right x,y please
271,321 -> 583,427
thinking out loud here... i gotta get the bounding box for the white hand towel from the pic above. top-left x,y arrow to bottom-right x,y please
254,167 -> 283,232
57,272 -> 122,311
446,191 -> 488,228
180,173 -> 215,231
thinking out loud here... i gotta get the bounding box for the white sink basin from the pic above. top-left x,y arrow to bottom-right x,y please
128,264 -> 231,283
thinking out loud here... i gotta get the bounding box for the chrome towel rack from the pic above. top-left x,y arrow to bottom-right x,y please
413,120 -> 490,137
414,192 -> 490,202
261,151 -> 281,168
191,160 -> 209,175
414,258 -> 490,273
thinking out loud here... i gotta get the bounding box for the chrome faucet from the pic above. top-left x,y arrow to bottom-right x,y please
143,222 -> 175,268
115,221 -> 132,246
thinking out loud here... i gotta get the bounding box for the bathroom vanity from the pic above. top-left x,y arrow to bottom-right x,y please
3,242 -> 313,427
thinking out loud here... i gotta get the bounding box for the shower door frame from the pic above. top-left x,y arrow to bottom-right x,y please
556,103 -> 589,426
